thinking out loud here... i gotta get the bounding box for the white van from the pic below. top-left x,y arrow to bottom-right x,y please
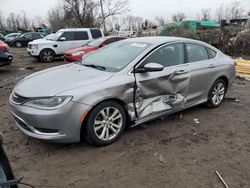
27,28 -> 104,62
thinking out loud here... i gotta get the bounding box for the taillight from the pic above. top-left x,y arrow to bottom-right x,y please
0,45 -> 7,49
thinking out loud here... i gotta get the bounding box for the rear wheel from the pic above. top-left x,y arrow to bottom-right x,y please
39,49 -> 55,63
206,79 -> 226,108
85,101 -> 126,146
14,41 -> 22,48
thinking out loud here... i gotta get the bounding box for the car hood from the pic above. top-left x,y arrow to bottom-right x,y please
29,39 -> 54,45
66,46 -> 97,55
14,63 -> 114,98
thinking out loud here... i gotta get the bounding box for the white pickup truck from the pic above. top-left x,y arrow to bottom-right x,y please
27,28 -> 104,62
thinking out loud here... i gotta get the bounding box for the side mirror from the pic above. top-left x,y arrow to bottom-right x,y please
59,37 -> 66,41
136,62 -> 164,73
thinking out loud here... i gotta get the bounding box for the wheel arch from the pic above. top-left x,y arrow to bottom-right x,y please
216,75 -> 229,92
39,48 -> 56,56
80,98 -> 131,141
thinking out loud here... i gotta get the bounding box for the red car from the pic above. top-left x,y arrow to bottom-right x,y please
0,41 -> 13,67
64,36 -> 126,63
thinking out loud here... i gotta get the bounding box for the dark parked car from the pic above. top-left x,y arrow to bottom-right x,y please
0,41 -> 13,67
4,33 -> 22,44
9,32 -> 43,48
0,34 -> 5,42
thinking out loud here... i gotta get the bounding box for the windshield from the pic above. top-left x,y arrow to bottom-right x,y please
20,33 -> 28,38
44,34 -> 55,40
86,38 -> 105,47
48,31 -> 64,41
81,41 -> 151,72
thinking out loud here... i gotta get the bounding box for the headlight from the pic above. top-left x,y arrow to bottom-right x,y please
72,51 -> 85,56
23,96 -> 72,110
31,44 -> 38,50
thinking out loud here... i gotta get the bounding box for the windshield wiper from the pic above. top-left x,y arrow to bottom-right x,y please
83,64 -> 106,71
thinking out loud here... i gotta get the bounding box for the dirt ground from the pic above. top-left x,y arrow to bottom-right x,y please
0,47 -> 250,188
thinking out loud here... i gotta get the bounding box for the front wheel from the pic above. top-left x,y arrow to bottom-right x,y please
85,101 -> 126,146
206,79 -> 226,108
14,41 -> 22,48
39,49 -> 55,63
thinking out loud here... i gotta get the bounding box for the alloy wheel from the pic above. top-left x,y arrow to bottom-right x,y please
42,50 -> 54,62
15,42 -> 22,48
94,107 -> 123,141
211,82 -> 225,105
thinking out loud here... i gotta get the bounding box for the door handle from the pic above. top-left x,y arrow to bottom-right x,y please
208,64 -> 216,68
174,70 -> 188,75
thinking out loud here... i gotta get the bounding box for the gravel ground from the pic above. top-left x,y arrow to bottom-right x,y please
0,47 -> 250,188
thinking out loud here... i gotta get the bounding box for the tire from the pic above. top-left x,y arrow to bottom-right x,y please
206,79 -> 226,108
85,101 -> 126,146
39,49 -> 55,63
14,41 -> 22,48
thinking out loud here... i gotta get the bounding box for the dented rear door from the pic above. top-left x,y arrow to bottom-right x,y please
134,43 -> 190,119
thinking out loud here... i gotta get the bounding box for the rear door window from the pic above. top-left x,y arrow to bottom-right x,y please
32,33 -> 42,39
186,43 -> 208,63
90,29 -> 102,39
74,31 -> 89,40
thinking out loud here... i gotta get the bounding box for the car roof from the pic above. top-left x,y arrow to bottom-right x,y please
125,36 -> 209,45
58,28 -> 101,32
7,33 -> 20,35
101,36 -> 126,40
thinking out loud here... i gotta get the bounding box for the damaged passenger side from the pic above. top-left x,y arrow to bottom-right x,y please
133,42 -> 191,120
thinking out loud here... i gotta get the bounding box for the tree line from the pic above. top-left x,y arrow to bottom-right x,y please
0,0 -> 248,33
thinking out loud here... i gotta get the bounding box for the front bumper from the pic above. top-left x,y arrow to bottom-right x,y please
9,97 -> 91,143
27,48 -> 39,57
64,54 -> 81,63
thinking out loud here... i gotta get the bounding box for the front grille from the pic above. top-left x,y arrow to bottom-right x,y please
28,44 -> 32,49
11,93 -> 30,104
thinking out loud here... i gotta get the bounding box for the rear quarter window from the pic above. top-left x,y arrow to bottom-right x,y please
74,31 -> 89,40
186,43 -> 208,63
206,48 -> 217,59
90,29 -> 103,39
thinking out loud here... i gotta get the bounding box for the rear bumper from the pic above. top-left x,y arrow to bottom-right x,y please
0,55 -> 13,66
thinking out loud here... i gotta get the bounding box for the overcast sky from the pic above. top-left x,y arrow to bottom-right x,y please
0,0 -> 250,20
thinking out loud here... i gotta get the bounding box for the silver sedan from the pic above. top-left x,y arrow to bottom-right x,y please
9,37 -> 235,146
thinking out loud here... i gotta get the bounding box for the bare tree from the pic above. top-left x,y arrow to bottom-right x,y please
99,0 -> 129,32
47,6 -> 65,32
230,1 -> 244,19
201,9 -> 211,21
155,16 -> 167,26
0,12 -> 6,31
6,13 -> 18,31
215,4 -> 224,22
20,11 -> 31,29
172,12 -> 186,22
62,0 -> 97,28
